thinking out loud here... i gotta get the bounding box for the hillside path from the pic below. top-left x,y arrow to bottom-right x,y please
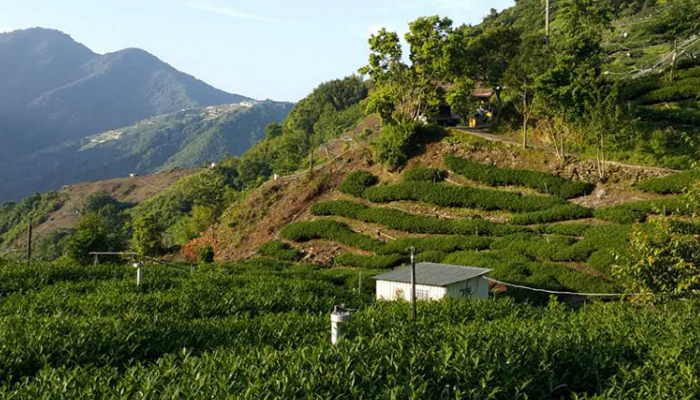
452,126 -> 681,173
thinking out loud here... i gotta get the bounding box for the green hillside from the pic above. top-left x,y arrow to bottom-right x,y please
0,101 -> 292,202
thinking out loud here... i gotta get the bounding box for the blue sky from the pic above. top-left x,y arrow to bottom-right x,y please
0,0 -> 514,101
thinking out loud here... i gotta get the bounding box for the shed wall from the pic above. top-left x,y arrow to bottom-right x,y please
376,281 -> 446,301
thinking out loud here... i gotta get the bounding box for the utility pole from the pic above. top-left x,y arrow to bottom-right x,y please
410,246 -> 416,323
545,0 -> 551,42
26,217 -> 33,265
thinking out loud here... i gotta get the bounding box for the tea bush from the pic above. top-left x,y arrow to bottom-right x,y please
312,200 -> 527,236
634,170 -> 698,194
257,240 -> 303,261
510,204 -> 593,225
445,155 -> 595,199
2,261 -> 699,398
594,198 -> 686,224
333,253 -> 404,269
363,181 -> 564,213
337,170 -> 378,197
377,235 -> 493,255
280,220 -> 383,251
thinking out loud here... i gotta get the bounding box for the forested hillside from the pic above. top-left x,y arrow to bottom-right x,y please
0,101 -> 293,201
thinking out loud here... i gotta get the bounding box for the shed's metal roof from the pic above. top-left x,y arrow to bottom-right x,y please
372,262 -> 492,287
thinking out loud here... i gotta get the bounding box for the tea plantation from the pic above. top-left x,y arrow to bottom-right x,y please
0,260 -> 699,398
273,156 -> 698,296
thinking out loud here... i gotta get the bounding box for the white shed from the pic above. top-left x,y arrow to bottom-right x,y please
373,262 -> 492,301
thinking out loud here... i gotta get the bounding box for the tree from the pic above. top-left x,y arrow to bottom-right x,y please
64,212 -> 125,264
360,16 -> 458,122
131,214 -> 161,257
462,25 -> 522,99
265,122 -> 283,139
615,216 -> 700,301
446,77 -> 475,123
503,34 -> 549,148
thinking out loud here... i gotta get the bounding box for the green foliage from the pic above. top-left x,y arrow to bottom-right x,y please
130,214 -> 161,257
402,168 -> 447,183
311,200 -> 526,236
257,240 -> 303,261
280,220 -> 383,251
198,245 -> 215,264
377,235 -> 493,255
635,171 -> 699,194
446,155 -> 595,199
64,213 -> 126,264
363,181 -> 564,213
594,197 -> 686,224
510,204 -> 593,225
0,192 -> 64,246
3,261 -> 700,397
615,217 -> 700,299
338,171 -> 378,197
371,119 -> 419,169
333,253 -> 404,269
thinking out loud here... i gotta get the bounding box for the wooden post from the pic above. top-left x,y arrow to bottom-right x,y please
27,218 -> 33,265
358,271 -> 362,295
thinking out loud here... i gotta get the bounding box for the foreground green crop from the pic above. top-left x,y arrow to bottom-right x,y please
0,261 -> 699,399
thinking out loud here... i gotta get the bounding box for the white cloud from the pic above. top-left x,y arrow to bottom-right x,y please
185,3 -> 290,23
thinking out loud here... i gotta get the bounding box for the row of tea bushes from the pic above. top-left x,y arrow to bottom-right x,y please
363,181 -> 564,213
257,240 -> 303,261
445,155 -> 594,199
280,220 -> 383,251
634,170 -> 698,194
311,200 -> 527,236
333,253 -> 405,269
593,197 -> 686,224
510,204 -> 593,225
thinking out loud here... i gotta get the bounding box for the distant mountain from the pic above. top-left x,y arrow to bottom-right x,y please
0,28 -> 251,162
0,27 -> 293,202
0,100 -> 293,202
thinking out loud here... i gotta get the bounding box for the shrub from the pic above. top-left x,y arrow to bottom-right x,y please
363,182 -> 564,213
641,77 -> 700,104
280,220 -> 383,251
635,171 -> 698,194
445,155 -> 595,199
594,198 -> 686,224
258,240 -> 303,261
377,235 -> 493,255
198,245 -> 215,264
511,204 -> 593,225
338,171 -> 378,197
402,168 -> 447,183
535,223 -> 592,236
414,251 -> 448,263
371,119 -> 419,170
333,253 -> 404,269
311,200 -> 526,236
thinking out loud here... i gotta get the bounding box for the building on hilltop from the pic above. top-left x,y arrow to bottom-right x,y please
373,262 -> 492,301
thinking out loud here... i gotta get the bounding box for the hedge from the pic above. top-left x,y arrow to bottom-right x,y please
641,77 -> 700,104
257,240 -> 303,261
510,204 -> 593,225
333,253 -> 404,269
635,171 -> 698,194
280,220 -> 383,251
490,233 -> 594,263
312,200 -> 527,236
363,182 -> 564,213
593,198 -> 686,224
414,251 -> 448,263
377,235 -> 493,255
338,170 -> 378,197
402,168 -> 447,183
445,155 -> 595,199
535,223 -> 592,237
